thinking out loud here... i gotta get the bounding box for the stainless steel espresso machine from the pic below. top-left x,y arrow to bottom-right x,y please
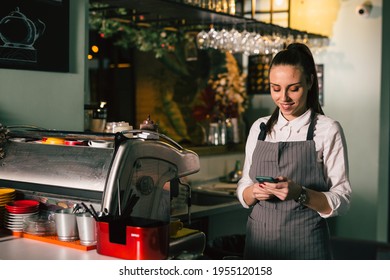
0,128 -> 202,259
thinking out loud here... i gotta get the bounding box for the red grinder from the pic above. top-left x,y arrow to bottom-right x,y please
96,216 -> 169,260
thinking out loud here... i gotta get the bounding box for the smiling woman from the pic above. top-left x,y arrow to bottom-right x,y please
236,43 -> 352,260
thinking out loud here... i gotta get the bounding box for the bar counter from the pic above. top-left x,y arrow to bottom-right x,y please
0,200 -> 248,260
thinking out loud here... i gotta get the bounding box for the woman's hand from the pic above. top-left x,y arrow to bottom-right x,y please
242,177 -> 303,206
261,176 -> 302,201
253,183 -> 276,201
244,177 -> 332,214
243,182 -> 275,205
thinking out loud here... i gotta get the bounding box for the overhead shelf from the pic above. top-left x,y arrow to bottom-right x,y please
91,0 -> 251,25
90,0 -> 327,38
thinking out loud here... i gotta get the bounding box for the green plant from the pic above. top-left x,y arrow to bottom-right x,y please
89,3 -> 187,59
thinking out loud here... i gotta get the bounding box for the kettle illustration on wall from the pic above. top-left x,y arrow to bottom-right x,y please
0,7 -> 46,63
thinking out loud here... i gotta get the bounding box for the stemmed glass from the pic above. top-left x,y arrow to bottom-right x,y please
270,33 -> 284,54
227,28 -> 240,53
195,26 -> 325,56
208,26 -> 219,49
196,29 -> 209,49
251,32 -> 264,55
239,29 -> 250,54
216,28 -> 229,51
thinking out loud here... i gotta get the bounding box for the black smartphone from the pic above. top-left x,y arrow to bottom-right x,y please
256,176 -> 278,183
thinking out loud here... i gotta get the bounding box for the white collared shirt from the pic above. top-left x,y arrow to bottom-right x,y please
237,109 -> 352,218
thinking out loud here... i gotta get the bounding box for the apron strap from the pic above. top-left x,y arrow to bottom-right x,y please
306,110 -> 317,140
258,122 -> 267,141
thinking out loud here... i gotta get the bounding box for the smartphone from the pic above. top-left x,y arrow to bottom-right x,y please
256,176 -> 278,183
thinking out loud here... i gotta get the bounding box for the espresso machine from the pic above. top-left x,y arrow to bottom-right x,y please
0,128 -> 201,259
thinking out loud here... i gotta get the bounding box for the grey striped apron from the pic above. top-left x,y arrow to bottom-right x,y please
244,112 -> 332,260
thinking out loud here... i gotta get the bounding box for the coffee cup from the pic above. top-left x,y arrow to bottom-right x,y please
113,123 -> 133,138
76,212 -> 97,246
169,217 -> 183,237
55,209 -> 79,241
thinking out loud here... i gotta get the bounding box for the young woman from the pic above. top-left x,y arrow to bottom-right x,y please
236,43 -> 352,259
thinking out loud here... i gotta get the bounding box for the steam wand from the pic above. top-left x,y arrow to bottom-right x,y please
179,178 -> 191,225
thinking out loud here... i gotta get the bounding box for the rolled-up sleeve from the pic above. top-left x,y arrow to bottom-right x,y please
317,120 -> 352,218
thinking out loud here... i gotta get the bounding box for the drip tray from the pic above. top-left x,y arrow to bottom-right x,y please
169,230 -> 206,259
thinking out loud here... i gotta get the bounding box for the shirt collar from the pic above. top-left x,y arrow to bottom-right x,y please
275,109 -> 312,132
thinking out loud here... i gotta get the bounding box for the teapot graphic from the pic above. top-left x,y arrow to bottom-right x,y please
0,7 -> 46,49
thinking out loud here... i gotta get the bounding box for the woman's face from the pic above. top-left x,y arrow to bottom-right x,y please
269,64 -> 312,121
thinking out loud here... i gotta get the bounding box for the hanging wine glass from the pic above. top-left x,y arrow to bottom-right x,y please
295,34 -> 303,44
224,29 -> 233,52
251,33 -> 264,55
239,29 -> 250,54
208,26 -> 219,49
196,29 -> 209,49
230,28 -> 242,53
271,33 -> 283,54
244,31 -> 258,56
216,28 -> 229,51
285,34 -> 295,47
262,35 -> 272,55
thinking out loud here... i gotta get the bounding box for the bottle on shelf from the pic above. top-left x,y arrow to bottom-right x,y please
228,160 -> 242,183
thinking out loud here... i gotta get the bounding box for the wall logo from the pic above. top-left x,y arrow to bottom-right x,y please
0,7 -> 46,64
